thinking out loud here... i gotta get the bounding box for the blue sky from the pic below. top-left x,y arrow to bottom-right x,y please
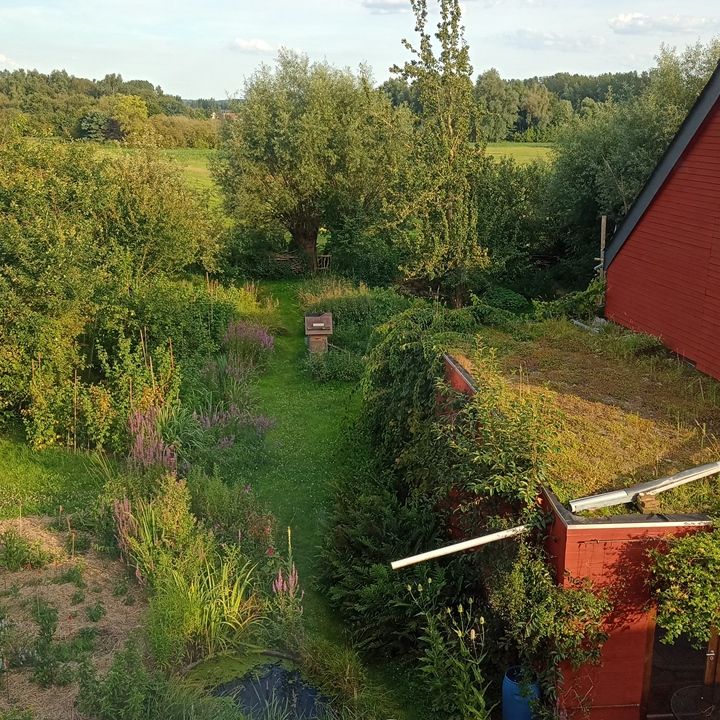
0,0 -> 719,98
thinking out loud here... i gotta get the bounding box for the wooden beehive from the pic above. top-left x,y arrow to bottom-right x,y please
304,312 -> 333,336
305,312 -> 332,354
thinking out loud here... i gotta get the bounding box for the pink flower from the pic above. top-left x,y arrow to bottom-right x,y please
266,546 -> 276,557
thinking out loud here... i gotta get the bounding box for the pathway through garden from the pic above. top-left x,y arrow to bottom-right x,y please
248,281 -> 357,634
245,281 -> 417,716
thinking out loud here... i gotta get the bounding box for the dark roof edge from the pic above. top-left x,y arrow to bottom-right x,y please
604,61 -> 720,269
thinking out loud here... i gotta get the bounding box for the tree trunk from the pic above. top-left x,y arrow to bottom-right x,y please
289,221 -> 319,273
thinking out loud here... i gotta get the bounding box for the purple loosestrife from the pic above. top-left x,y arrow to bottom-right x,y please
224,321 -> 275,352
128,406 -> 177,473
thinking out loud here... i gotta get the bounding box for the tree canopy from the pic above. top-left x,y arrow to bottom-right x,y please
392,0 -> 489,303
214,50 -> 412,270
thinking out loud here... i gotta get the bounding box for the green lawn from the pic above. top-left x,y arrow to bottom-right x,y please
158,147 -> 216,192
486,141 -> 554,164
0,432 -> 104,519
246,281 -> 418,716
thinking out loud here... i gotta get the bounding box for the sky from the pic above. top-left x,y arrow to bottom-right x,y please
0,0 -> 719,98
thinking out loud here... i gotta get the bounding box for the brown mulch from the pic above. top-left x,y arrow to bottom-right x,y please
0,517 -> 147,720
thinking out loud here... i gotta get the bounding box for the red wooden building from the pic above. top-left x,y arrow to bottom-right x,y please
605,62 -> 720,380
442,356 -> 716,720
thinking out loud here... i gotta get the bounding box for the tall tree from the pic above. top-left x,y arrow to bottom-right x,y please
393,0 -> 488,304
475,68 -> 518,141
214,50 -> 411,271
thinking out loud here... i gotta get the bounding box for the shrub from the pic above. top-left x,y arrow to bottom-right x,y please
300,279 -> 415,329
113,476 -> 202,585
485,541 -> 609,705
532,276 -> 605,321
321,420 -> 448,654
0,137 -> 223,446
186,468 -> 276,562
480,286 -> 532,316
650,528 -> 720,649
304,350 -> 364,382
0,530 -> 52,571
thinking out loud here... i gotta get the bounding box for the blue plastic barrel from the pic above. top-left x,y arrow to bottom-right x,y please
502,666 -> 540,720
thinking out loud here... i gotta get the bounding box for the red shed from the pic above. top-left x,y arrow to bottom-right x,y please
605,62 -> 720,380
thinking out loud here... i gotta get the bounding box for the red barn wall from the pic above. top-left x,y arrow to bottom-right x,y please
606,102 -> 720,380
544,496 -> 711,720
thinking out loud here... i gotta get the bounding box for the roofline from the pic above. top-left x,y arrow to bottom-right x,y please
604,60 -> 720,269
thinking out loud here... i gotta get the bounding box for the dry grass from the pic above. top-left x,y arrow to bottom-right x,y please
460,319 -> 720,514
297,277 -> 370,308
0,517 -> 147,720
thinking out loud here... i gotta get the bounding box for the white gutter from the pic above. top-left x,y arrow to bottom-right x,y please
390,525 -> 528,570
569,461 -> 720,513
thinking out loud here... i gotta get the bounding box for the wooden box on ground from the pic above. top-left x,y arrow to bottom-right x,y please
305,312 -> 333,354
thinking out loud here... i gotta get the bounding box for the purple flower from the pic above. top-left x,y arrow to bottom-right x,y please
128,406 -> 177,473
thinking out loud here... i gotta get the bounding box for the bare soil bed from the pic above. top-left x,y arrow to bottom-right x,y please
0,517 -> 146,720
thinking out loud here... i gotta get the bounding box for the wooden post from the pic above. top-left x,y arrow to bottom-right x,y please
599,215 -> 607,278
705,626 -> 720,685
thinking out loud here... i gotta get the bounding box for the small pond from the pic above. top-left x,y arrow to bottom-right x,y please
213,663 -> 329,719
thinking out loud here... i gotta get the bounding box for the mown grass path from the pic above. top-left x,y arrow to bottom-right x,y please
247,281 -> 359,634
248,281 -> 417,716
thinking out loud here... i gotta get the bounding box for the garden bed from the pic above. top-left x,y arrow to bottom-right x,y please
0,517 -> 146,720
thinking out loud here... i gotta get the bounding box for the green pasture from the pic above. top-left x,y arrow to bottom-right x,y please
486,141 -> 554,164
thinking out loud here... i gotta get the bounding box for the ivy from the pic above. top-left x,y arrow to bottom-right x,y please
650,528 -> 720,648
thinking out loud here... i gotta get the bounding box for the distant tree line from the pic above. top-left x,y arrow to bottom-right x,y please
383,66 -> 650,142
0,69 -> 231,147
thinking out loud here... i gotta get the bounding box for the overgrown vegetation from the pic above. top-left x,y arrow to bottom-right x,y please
323,293 -> 720,714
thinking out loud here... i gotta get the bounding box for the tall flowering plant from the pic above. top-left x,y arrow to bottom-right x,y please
223,321 -> 275,368
128,405 -> 177,473
266,528 -> 304,647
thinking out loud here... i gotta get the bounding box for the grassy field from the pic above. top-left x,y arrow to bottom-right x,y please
158,147 -> 217,192
102,143 -> 552,192
486,141 -> 554,164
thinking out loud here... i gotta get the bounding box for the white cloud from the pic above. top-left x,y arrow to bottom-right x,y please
361,0 -> 409,14
608,13 -> 719,35
229,37 -> 275,54
0,53 -> 19,68
507,28 -> 606,52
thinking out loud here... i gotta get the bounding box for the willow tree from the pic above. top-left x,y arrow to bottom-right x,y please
394,0 -> 489,304
215,50 -> 412,271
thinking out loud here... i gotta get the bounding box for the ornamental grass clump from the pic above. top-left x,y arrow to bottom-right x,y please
149,549 -> 262,668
